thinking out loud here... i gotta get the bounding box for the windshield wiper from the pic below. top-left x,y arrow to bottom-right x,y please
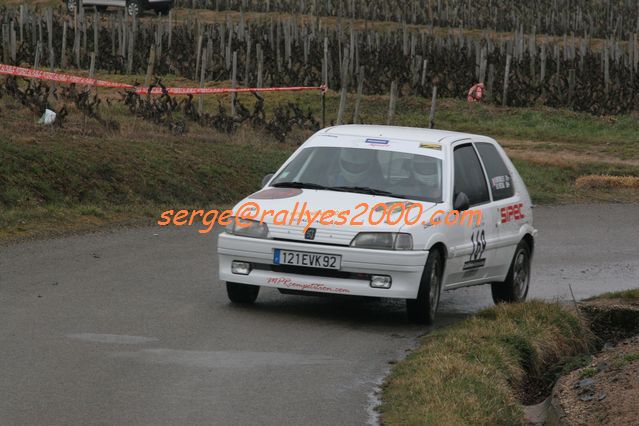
328,186 -> 409,198
272,181 -> 328,190
272,183 -> 411,200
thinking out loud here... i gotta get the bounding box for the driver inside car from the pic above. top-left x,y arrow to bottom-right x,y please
332,148 -> 383,187
407,155 -> 441,200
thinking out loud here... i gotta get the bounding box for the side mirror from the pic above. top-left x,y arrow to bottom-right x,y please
453,192 -> 470,211
261,173 -> 274,188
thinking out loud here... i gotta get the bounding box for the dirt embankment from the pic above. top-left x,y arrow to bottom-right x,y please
551,297 -> 639,425
552,335 -> 639,425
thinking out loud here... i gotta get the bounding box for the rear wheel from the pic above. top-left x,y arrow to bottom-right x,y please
226,282 -> 259,304
491,240 -> 531,304
154,4 -> 172,15
66,0 -> 77,13
406,249 -> 443,324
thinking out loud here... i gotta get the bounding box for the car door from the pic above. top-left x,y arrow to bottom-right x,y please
474,141 -> 522,279
443,143 -> 500,288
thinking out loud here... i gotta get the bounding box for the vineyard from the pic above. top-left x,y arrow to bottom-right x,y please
175,0 -> 639,39
0,1 -> 639,139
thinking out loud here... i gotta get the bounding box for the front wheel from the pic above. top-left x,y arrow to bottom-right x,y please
126,0 -> 143,17
491,240 -> 531,304
226,282 -> 259,304
406,249 -> 443,324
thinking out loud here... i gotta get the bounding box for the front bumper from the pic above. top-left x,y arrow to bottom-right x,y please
217,233 -> 428,299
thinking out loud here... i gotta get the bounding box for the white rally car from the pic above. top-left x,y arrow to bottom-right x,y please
217,125 -> 537,323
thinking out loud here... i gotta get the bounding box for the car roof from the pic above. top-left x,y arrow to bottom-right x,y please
319,124 -> 491,144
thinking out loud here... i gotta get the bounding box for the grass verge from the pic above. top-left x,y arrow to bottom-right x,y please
0,101 -> 293,241
586,288 -> 639,300
379,301 -> 594,425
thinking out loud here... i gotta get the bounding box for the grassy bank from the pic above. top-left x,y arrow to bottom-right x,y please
0,102 -> 293,241
1,79 -> 638,241
379,301 -> 594,425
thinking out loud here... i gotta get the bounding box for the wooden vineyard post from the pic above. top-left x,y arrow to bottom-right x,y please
1,24 -> 8,64
167,9 -> 173,48
231,50 -> 238,116
74,7 -> 81,67
144,45 -> 156,87
244,34 -> 252,86
198,47 -> 207,114
34,41 -> 42,70
93,10 -> 99,62
46,7 -> 54,69
486,64 -> 495,103
540,43 -> 546,83
194,34 -> 203,81
603,46 -> 610,95
19,4 -> 24,43
61,20 -> 68,69
256,44 -> 263,88
420,58 -> 428,90
353,66 -> 364,124
127,13 -> 136,75
10,24 -> 16,63
387,79 -> 398,125
502,54 -> 511,106
322,37 -> 329,90
321,90 -> 326,128
568,69 -> 575,108
336,48 -> 350,125
89,52 -> 96,78
428,85 -> 437,129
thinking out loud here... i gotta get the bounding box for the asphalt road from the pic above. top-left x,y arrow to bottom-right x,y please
1,204 -> 637,425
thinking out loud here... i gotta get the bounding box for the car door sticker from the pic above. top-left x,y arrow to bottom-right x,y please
464,229 -> 486,270
500,203 -> 525,223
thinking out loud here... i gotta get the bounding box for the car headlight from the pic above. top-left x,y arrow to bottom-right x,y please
350,232 -> 413,250
225,217 -> 269,239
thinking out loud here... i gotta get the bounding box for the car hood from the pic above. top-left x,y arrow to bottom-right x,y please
231,187 -> 438,245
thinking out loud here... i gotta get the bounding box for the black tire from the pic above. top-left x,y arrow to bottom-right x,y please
154,5 -> 172,15
66,0 -> 77,13
226,282 -> 259,304
126,0 -> 143,17
491,240 -> 531,304
406,249 -> 444,324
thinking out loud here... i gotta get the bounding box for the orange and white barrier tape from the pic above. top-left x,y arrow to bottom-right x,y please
146,85 -> 327,95
0,64 -> 135,89
0,64 -> 327,95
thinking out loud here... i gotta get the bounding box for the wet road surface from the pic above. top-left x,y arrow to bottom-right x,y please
1,204 -> 637,425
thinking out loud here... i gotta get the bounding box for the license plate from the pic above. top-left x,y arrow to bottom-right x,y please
273,249 -> 341,270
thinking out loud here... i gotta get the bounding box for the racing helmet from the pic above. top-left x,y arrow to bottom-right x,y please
339,148 -> 374,185
411,155 -> 439,186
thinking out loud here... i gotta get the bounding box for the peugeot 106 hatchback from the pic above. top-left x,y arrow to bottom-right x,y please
217,125 -> 537,323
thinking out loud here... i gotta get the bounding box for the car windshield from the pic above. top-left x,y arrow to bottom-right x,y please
270,146 -> 443,202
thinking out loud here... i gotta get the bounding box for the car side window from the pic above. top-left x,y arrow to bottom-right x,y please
475,143 -> 515,200
453,144 -> 490,206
